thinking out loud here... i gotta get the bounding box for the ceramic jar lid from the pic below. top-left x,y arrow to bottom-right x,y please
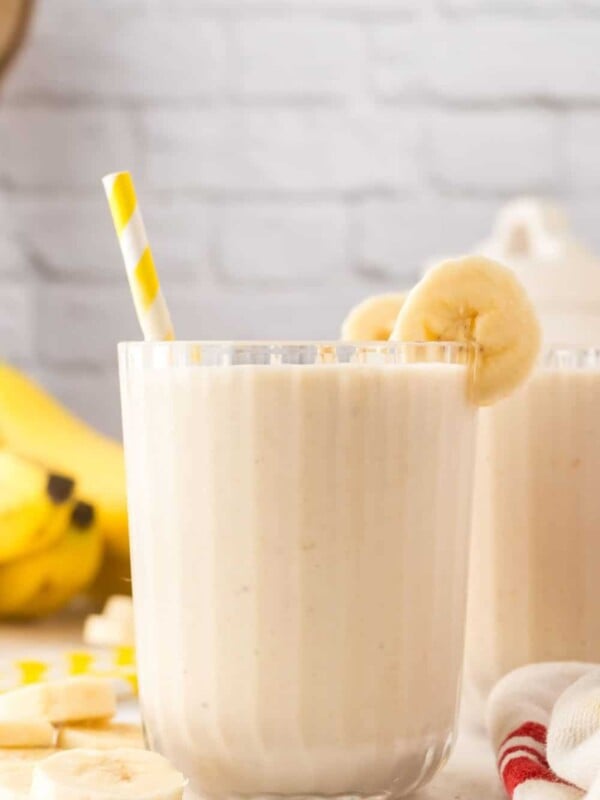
478,198 -> 600,316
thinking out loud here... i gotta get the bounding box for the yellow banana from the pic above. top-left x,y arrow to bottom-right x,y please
0,501 -> 104,618
0,364 -> 128,561
0,450 -> 75,563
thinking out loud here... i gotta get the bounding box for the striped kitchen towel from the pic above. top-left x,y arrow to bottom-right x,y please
487,663 -> 600,799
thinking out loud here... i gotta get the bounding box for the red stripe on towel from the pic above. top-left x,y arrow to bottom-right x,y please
498,723 -> 573,797
499,721 -> 547,751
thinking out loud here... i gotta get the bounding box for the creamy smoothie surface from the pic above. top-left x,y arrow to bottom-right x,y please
121,355 -> 477,798
467,359 -> 600,693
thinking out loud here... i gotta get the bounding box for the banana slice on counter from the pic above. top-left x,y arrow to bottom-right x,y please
390,255 -> 541,405
0,721 -> 54,749
0,678 -> 116,724
341,292 -> 407,341
57,721 -> 143,750
0,759 -> 36,800
0,751 -> 57,763
30,748 -> 186,800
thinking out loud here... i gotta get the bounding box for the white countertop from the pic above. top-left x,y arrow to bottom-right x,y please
421,704 -> 504,800
0,616 -> 505,800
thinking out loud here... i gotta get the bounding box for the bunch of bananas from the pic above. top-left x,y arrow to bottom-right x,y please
0,363 -> 130,618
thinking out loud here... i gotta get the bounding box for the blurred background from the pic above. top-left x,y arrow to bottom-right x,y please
2,0 -> 600,437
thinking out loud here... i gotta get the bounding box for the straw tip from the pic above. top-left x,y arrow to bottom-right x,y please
102,171 -> 131,191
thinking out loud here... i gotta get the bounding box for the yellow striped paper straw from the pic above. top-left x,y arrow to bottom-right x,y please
103,172 -> 175,341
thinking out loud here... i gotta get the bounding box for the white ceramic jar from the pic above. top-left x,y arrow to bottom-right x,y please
477,198 -> 600,345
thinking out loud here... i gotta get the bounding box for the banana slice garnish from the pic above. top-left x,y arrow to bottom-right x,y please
390,255 -> 541,405
341,292 -> 407,341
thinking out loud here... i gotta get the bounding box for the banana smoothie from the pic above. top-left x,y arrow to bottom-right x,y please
119,256 -> 542,799
120,342 -> 478,799
467,348 -> 600,693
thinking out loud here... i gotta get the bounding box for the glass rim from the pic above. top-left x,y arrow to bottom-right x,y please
545,344 -> 600,355
118,340 -> 476,369
542,344 -> 600,369
118,339 -> 473,350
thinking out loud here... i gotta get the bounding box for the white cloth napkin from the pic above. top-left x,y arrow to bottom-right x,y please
487,663 -> 600,799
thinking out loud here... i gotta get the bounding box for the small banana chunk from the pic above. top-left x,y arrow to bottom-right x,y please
84,614 -> 134,648
391,255 -> 541,406
57,721 -> 143,750
30,748 -> 186,800
341,293 -> 407,341
0,678 -> 116,724
0,720 -> 54,749
103,595 -> 134,624
0,759 -> 35,800
84,594 -> 135,648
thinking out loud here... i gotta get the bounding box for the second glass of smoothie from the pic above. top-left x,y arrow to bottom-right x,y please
467,346 -> 600,693
119,341 -> 478,800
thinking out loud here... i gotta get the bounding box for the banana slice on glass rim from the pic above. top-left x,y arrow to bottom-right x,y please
341,292 -> 407,341
30,748 -> 186,800
390,255 -> 541,406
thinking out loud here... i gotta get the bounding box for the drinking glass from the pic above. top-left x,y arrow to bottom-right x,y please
119,341 -> 478,800
467,346 -> 600,693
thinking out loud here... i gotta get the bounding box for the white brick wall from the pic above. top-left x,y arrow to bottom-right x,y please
234,19 -> 365,99
0,109 -> 138,189
368,23 -> 422,99
429,21 -> 600,101
357,196 -> 500,278
1,0 -> 600,436
4,4 -> 228,101
0,282 -> 35,363
142,106 -> 421,193
438,1 -> 583,15
217,203 -> 348,284
566,113 -> 600,191
430,110 -> 558,193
